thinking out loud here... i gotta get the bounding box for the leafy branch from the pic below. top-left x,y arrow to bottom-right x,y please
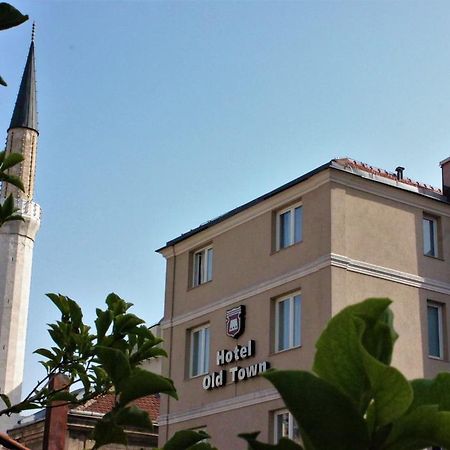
0,293 -> 178,448
0,150 -> 25,226
0,2 -> 29,86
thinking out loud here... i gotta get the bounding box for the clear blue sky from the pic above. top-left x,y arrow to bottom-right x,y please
1,0 -> 450,396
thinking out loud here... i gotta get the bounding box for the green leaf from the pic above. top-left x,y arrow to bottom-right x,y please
92,414 -> 128,449
95,346 -> 131,391
95,309 -> 113,342
240,432 -> 303,449
67,298 -> 83,328
0,3 -> 29,30
264,370 -> 369,450
113,313 -> 144,335
409,372 -> 450,411
46,293 -> 70,316
162,430 -> 211,450
361,349 -> 412,427
115,405 -> 153,430
78,371 -> 91,394
0,393 -> 11,408
313,298 -> 400,414
2,152 -> 23,170
119,367 -> 177,406
0,173 -> 24,190
188,444 -> 217,450
383,405 -> 450,450
106,293 -> 132,315
33,348 -> 55,359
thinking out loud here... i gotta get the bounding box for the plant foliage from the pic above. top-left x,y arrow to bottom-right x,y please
241,298 -> 450,450
0,293 -> 178,449
0,2 -> 29,86
0,150 -> 24,226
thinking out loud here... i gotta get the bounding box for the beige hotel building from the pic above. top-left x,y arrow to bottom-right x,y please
157,157 -> 450,449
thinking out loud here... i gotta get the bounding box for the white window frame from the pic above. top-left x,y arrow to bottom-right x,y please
273,409 -> 300,443
275,292 -> 301,353
423,215 -> 439,258
276,203 -> 303,251
192,245 -> 213,287
427,302 -> 444,360
190,427 -> 209,443
190,325 -> 210,378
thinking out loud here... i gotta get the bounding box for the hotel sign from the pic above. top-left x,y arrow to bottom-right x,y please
201,306 -> 271,390
226,305 -> 245,338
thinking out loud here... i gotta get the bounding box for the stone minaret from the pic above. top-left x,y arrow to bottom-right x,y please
0,31 -> 40,432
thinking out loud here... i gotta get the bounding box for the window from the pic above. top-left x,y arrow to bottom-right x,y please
423,216 -> 438,257
274,410 -> 301,444
275,293 -> 301,352
190,325 -> 210,377
428,302 -> 444,359
276,203 -> 302,250
192,246 -> 213,287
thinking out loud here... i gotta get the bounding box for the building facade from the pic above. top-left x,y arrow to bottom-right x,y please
0,33 -> 40,432
157,158 -> 450,449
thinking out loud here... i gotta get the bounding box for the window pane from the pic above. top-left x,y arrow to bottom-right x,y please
277,300 -> 290,351
192,330 -> 200,376
428,305 -> 441,358
194,252 -> 203,285
294,206 -> 302,243
423,218 -> 436,257
206,248 -> 213,281
203,328 -> 210,373
292,417 -> 301,443
279,211 -> 291,249
275,412 -> 289,441
293,295 -> 301,347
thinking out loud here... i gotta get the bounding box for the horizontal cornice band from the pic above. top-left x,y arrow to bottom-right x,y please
162,254 -> 450,329
161,254 -> 331,329
159,388 -> 280,425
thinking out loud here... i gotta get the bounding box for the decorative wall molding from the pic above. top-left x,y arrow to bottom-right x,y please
161,254 -> 331,329
159,388 -> 280,425
330,253 -> 450,296
162,253 -> 450,329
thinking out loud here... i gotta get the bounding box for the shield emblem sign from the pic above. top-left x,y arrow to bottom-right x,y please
226,305 -> 246,339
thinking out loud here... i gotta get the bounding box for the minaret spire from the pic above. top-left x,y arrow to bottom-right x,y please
8,27 -> 38,133
0,27 -> 41,432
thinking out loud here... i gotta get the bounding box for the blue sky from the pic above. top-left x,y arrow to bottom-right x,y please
2,0 -> 450,396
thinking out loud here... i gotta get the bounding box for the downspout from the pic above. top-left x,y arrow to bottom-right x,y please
165,246 -> 176,443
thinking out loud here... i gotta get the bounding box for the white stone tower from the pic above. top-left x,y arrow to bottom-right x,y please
0,32 -> 40,431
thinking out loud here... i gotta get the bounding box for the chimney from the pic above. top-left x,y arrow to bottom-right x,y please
42,374 -> 70,450
440,157 -> 450,200
395,166 -> 405,180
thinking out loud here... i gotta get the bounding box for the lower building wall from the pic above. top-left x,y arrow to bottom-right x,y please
160,398 -> 287,450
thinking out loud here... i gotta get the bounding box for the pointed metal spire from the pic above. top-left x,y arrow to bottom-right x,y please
9,24 -> 38,133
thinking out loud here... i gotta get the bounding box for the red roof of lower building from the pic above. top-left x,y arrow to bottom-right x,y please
73,394 -> 160,423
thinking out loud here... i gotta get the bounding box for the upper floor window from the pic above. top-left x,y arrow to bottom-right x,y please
276,203 -> 302,250
423,215 -> 439,258
275,293 -> 301,352
192,246 -> 213,287
274,410 -> 301,444
190,325 -> 210,377
427,301 -> 444,359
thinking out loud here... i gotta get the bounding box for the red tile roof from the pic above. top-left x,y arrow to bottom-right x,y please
333,157 -> 442,194
73,394 -> 160,423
